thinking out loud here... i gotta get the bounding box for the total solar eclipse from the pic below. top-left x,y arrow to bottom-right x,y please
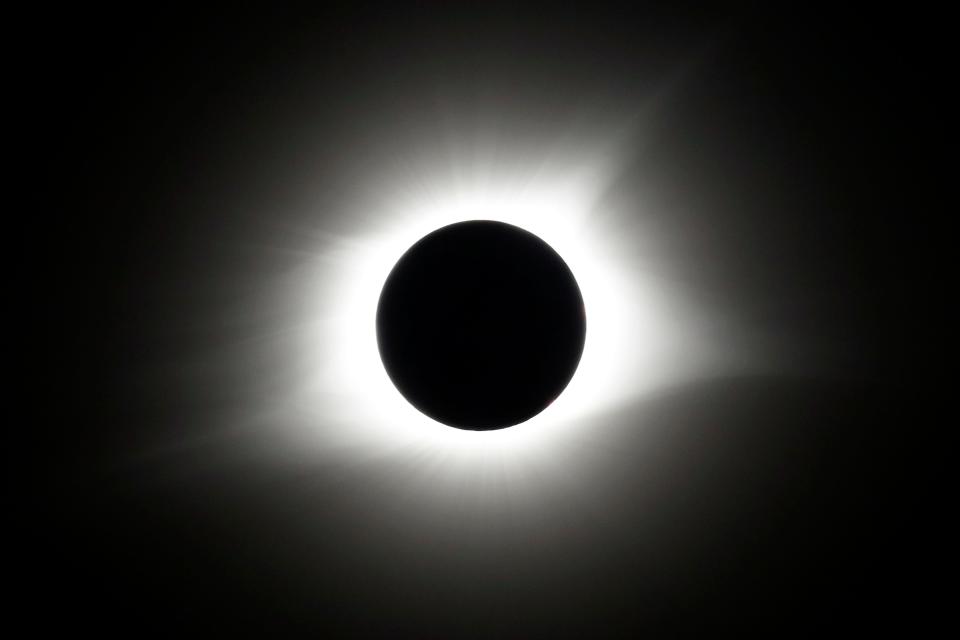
376,220 -> 586,430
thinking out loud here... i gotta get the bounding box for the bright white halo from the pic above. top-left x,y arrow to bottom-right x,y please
282,162 -> 725,464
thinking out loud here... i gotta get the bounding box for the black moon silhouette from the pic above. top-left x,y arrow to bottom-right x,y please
376,220 -> 586,430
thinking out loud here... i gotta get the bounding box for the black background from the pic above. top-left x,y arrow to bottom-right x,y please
19,4 -> 940,635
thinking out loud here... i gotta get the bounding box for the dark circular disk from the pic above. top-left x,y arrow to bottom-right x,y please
376,220 -> 586,431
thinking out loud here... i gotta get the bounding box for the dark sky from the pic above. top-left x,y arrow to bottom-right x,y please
20,4 -> 938,635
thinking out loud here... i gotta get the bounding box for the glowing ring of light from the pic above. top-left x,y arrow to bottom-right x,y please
294,177 -> 693,459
